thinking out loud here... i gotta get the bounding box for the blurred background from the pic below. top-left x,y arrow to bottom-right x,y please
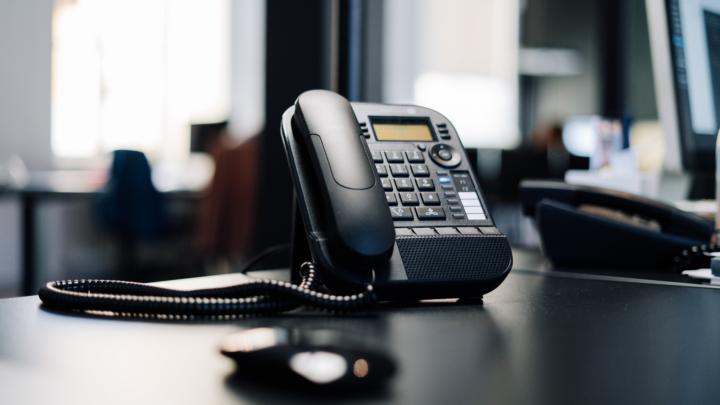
0,0 -> 673,296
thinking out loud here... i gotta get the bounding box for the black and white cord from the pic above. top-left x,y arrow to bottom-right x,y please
38,262 -> 377,319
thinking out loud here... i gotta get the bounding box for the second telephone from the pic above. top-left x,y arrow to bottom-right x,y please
281,90 -> 512,301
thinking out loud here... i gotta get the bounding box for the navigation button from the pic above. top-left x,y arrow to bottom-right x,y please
390,206 -> 413,220
416,207 -> 446,220
438,149 -> 452,161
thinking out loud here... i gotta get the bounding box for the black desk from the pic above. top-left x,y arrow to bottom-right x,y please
1,263 -> 720,405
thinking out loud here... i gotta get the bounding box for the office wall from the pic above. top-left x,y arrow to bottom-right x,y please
0,0 -> 53,170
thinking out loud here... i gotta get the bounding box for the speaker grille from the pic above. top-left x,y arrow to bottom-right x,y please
396,235 -> 512,281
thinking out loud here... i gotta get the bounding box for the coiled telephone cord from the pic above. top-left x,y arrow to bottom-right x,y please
38,262 -> 377,319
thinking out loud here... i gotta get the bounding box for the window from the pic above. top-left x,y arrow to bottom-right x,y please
51,0 -> 231,161
383,0 -> 520,149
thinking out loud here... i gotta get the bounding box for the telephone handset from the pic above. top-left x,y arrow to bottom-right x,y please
520,180 -> 715,270
38,90 -> 512,317
291,90 -> 395,269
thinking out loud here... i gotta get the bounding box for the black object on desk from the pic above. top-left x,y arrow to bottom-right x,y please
520,180 -> 714,270
221,327 -> 396,391
5,265 -> 720,404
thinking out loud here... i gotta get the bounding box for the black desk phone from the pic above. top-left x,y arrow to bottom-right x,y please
38,90 -> 512,317
282,90 -> 512,300
520,180 -> 715,270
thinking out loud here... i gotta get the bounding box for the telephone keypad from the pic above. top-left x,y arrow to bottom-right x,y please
372,145 -> 488,226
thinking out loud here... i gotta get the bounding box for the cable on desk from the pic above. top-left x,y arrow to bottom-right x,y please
238,243 -> 292,274
38,262 -> 377,318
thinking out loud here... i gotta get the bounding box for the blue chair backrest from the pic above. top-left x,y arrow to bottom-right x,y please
96,150 -> 166,239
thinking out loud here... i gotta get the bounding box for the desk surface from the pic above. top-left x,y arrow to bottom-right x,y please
1,266 -> 720,405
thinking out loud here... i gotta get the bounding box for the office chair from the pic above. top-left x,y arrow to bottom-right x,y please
95,150 -> 167,280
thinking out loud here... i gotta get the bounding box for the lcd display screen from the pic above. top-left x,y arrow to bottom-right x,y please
372,121 -> 434,142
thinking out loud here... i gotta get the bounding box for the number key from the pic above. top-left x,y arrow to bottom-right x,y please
420,192 -> 440,205
385,151 -> 404,163
416,178 -> 435,191
410,164 -> 429,177
416,207 -> 446,220
394,178 -> 414,191
390,164 -> 409,177
375,164 -> 388,177
380,177 -> 393,190
389,206 -> 413,220
399,192 -> 419,206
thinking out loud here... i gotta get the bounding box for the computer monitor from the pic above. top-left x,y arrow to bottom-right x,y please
647,0 -> 720,175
